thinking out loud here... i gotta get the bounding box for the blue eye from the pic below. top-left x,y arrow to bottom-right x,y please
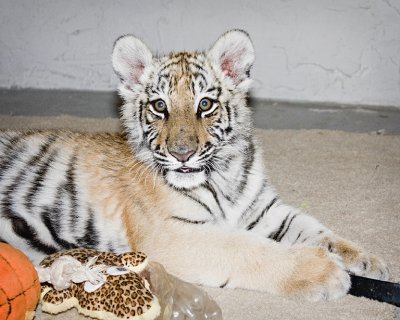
199,98 -> 212,111
152,99 -> 167,112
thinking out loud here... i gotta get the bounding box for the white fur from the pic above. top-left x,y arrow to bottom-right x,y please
208,30 -> 255,86
112,35 -> 153,89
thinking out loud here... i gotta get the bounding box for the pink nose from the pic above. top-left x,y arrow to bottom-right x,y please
170,149 -> 195,162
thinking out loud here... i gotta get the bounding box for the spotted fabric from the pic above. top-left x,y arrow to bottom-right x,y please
39,248 -> 160,320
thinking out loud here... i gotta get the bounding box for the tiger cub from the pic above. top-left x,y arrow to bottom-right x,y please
0,30 -> 388,301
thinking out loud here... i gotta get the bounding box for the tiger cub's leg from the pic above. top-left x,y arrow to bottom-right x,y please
257,203 -> 389,280
141,224 -> 350,301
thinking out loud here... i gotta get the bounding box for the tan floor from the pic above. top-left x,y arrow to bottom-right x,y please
0,115 -> 399,320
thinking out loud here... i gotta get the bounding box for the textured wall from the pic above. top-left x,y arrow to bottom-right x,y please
0,0 -> 399,107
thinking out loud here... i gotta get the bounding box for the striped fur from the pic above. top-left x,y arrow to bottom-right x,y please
0,30 -> 388,301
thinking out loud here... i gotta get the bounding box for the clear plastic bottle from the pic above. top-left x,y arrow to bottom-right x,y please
147,262 -> 223,320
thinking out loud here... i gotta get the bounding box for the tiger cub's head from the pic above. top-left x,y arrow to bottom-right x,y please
112,30 -> 255,189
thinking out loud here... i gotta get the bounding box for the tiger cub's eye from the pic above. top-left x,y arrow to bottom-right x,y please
152,99 -> 167,113
198,98 -> 213,112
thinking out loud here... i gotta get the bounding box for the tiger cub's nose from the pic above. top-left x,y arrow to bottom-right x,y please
169,146 -> 195,162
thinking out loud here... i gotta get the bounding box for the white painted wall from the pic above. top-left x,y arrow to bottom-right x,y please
0,0 -> 399,107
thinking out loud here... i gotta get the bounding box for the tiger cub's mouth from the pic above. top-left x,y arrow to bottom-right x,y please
166,165 -> 207,189
175,166 -> 203,174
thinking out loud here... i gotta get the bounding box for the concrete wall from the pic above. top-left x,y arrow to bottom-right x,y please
0,0 -> 399,107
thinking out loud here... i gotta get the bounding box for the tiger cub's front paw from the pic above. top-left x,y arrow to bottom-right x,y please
281,247 -> 350,301
320,237 -> 389,280
353,253 -> 390,280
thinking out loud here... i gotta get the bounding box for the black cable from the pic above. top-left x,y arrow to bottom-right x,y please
348,274 -> 400,307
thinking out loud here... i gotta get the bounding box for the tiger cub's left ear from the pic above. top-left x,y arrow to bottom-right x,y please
208,30 -> 255,86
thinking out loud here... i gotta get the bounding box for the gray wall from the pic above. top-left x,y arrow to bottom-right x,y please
1,0 -> 399,107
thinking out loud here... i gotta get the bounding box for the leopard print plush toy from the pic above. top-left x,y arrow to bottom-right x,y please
39,248 -> 161,320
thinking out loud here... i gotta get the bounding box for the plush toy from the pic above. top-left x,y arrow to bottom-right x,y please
37,248 -> 161,320
0,242 -> 41,320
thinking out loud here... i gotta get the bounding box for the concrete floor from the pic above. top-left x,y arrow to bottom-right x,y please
0,88 -> 399,134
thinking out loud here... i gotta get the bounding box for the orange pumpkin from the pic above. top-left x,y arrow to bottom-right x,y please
0,243 -> 41,320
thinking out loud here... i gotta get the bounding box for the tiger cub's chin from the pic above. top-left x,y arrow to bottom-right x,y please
165,169 -> 207,189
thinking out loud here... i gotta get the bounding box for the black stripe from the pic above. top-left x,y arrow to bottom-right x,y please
276,214 -> 297,242
0,131 -> 35,155
24,149 -> 58,210
246,197 -> 278,230
225,125 -> 233,135
144,82 -> 153,96
232,100 -> 239,120
65,153 -> 79,229
219,279 -> 230,288
0,133 -> 22,159
181,191 -> 215,219
154,144 -> 161,152
198,142 -> 213,158
268,213 -> 290,241
156,75 -> 168,91
195,73 -> 206,92
78,209 -> 100,247
205,86 -> 222,100
226,134 -> 241,146
203,181 -> 226,220
41,205 -> 77,249
1,202 -> 58,254
108,242 -> 116,253
189,62 -> 206,72
153,152 -> 168,161
138,99 -> 146,137
224,101 -> 233,136
203,173 -> 234,203
301,236 -> 310,244
212,177 -> 234,203
171,216 -> 208,224
159,60 -> 180,74
294,230 -> 303,243
147,130 -> 159,146
211,154 -> 235,174
0,135 -> 26,179
209,125 -> 223,141
3,134 -> 56,208
169,75 -> 177,94
240,181 -> 267,221
149,89 -> 158,96
190,80 -> 196,95
243,142 -> 255,174
27,136 -> 56,166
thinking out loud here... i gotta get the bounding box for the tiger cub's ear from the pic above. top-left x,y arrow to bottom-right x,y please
208,30 -> 255,86
112,35 -> 153,89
